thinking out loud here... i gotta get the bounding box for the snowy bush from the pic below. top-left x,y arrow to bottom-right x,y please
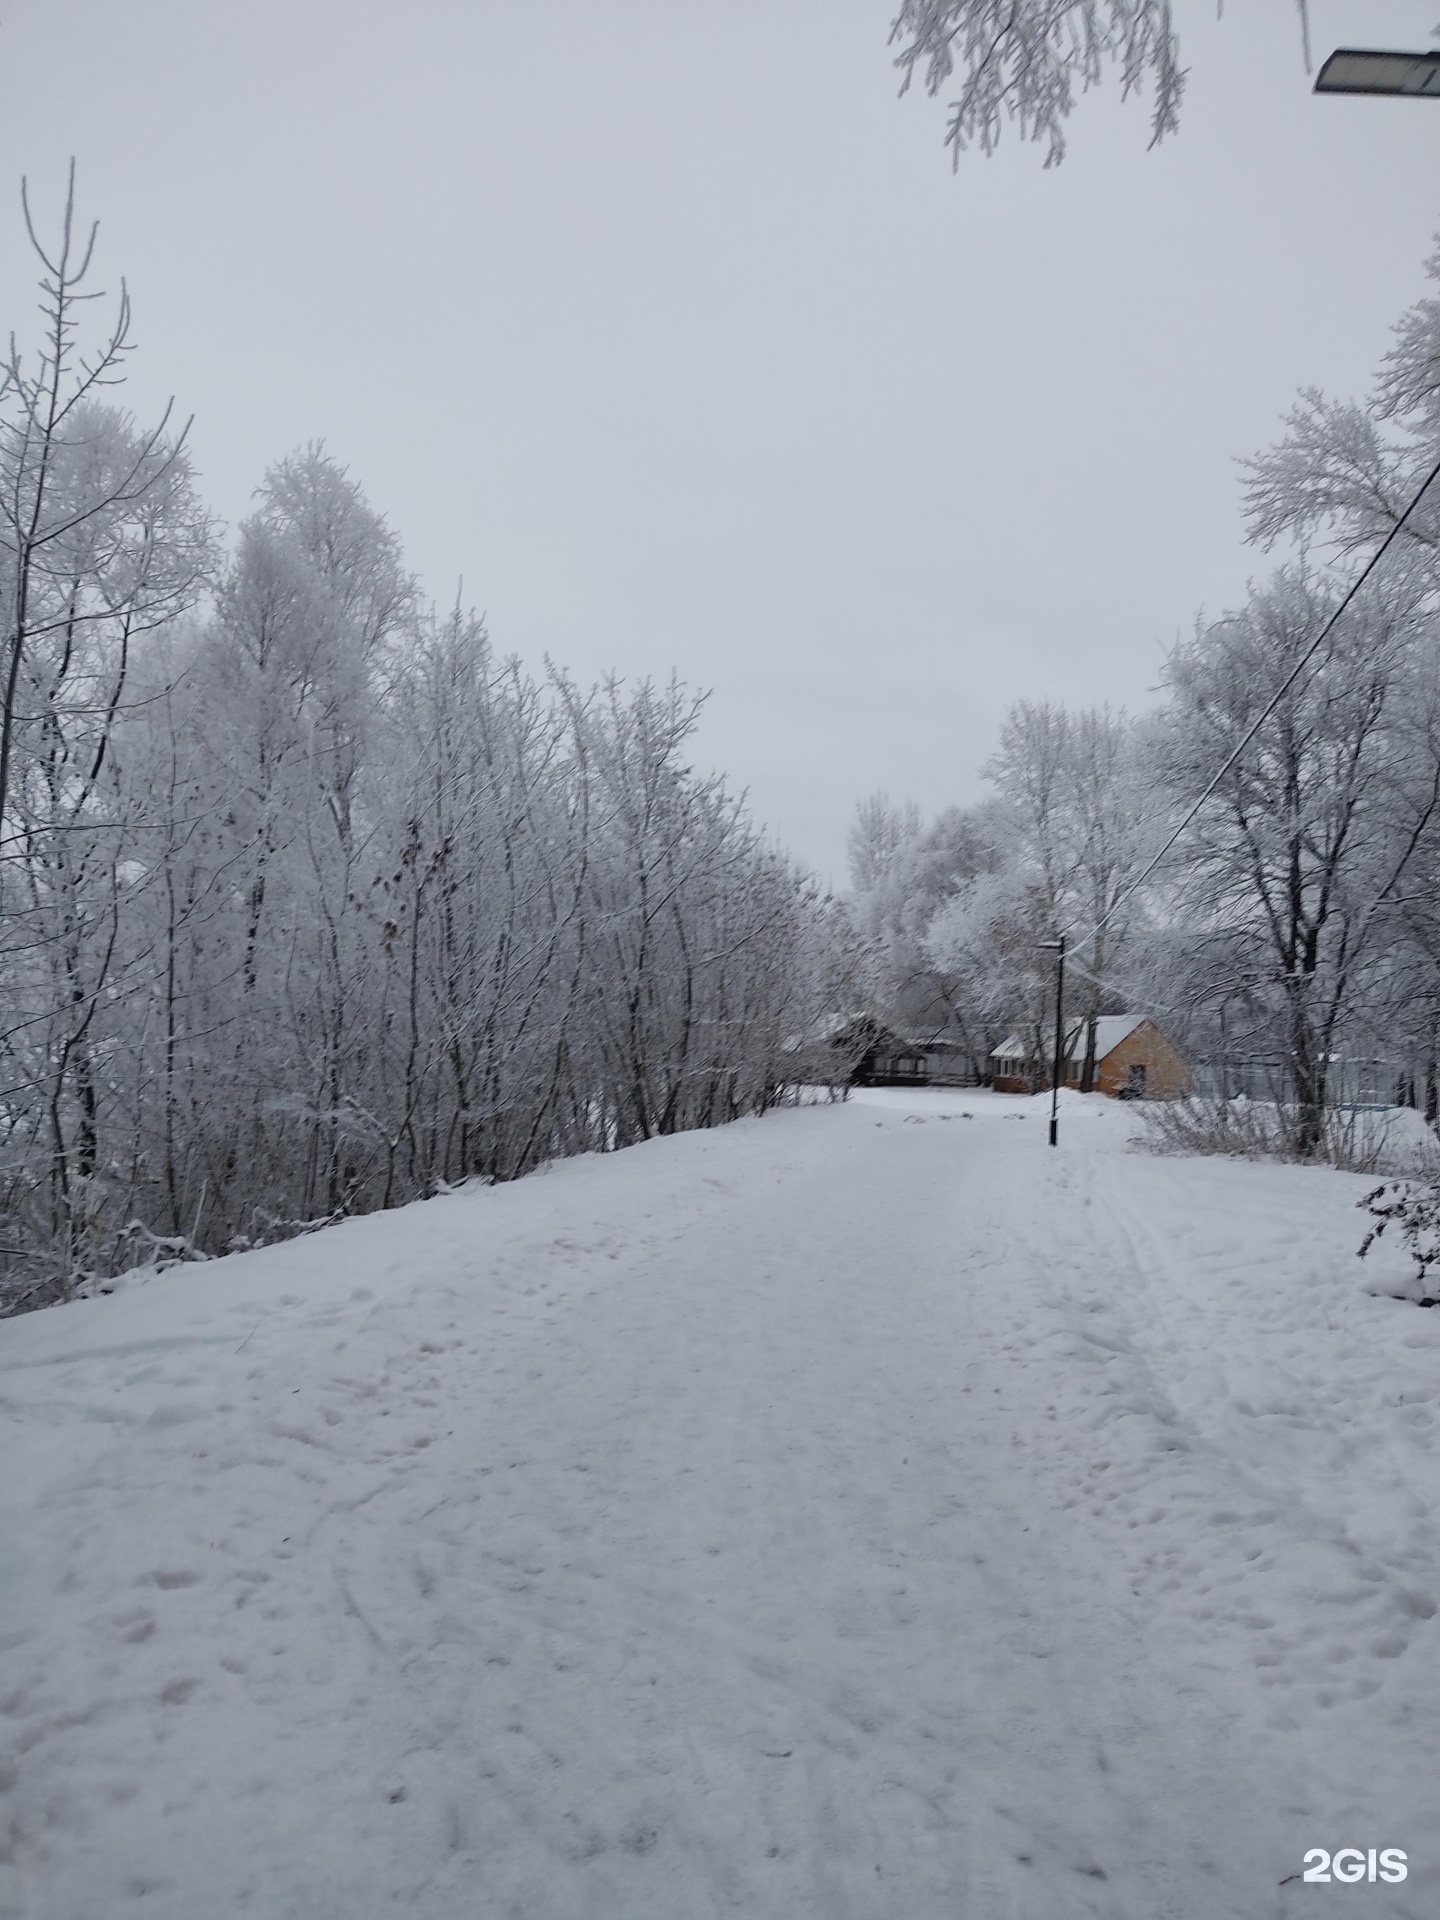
1139,1097 -> 1418,1174
1138,1097 -> 1288,1161
1357,1177 -> 1440,1304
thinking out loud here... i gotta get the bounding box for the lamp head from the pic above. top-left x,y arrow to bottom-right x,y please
1315,48 -> 1440,96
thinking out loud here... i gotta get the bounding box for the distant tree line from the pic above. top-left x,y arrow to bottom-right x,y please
0,179 -> 851,1313
850,233 -> 1440,1159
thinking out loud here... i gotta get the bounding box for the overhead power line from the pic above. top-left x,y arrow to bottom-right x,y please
1062,448 -> 1440,954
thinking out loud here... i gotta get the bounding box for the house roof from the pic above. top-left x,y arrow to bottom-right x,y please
991,1015 -> 1149,1063
823,1012 -> 972,1054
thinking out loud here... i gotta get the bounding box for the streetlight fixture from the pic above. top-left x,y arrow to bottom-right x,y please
1314,47 -> 1440,97
1036,936 -> 1066,1150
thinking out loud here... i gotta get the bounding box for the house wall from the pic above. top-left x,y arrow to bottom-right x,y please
855,1049 -> 930,1087
1095,1021 -> 1191,1099
990,1021 -> 1192,1099
992,1060 -> 1041,1095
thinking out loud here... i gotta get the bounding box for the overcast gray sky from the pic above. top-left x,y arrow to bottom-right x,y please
2,0 -> 1438,884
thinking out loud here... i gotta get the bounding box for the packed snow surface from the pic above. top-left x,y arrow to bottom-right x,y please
3,1090 -> 1439,1919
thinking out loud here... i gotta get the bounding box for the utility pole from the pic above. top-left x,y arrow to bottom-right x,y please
1037,936 -> 1066,1148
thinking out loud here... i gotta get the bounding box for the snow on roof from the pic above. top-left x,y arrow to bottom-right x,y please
991,1015 -> 1148,1062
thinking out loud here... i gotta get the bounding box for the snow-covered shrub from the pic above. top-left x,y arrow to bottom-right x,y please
1357,1177 -> 1440,1304
1139,1097 -> 1294,1162
1139,1097 -> 1413,1173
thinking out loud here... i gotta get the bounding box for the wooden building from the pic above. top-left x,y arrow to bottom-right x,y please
829,1016 -> 929,1087
822,1016 -> 976,1088
990,1015 -> 1191,1099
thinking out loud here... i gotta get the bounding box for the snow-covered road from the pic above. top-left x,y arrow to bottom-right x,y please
3,1092 -> 1438,1918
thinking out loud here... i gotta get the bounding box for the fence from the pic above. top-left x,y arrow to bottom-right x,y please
1190,1057 -> 1434,1113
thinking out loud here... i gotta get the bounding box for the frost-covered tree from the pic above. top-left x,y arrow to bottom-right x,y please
846,708 -> 1149,1082
1151,233 -> 1440,1145
979,699 -> 1151,1084
849,227 -> 1440,1141
890,2 -> 1324,168
846,790 -> 1003,1040
924,862 -> 1055,1082
1153,566 -> 1440,1155
0,169 -> 210,874
0,185 -> 851,1313
890,0 -> 1183,167
0,176 -> 214,1285
1243,237 -> 1440,569
847,791 -> 922,899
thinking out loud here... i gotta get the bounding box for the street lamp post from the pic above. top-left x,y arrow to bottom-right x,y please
1037,936 -> 1066,1149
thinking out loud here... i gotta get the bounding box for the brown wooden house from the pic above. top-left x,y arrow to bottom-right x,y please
990,1015 -> 1191,1099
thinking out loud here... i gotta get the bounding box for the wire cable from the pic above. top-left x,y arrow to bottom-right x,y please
1060,448 -> 1440,952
